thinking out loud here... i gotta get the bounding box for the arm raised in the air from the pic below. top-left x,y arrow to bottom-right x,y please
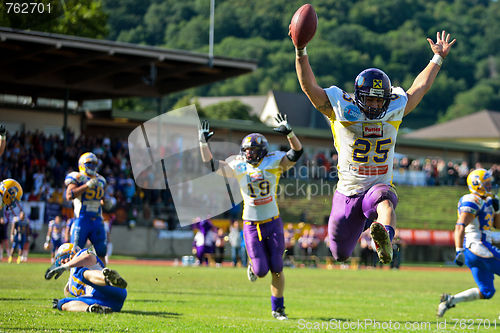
404,30 -> 456,116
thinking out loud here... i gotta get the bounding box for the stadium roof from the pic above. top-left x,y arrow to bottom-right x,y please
403,110 -> 500,140
0,27 -> 257,101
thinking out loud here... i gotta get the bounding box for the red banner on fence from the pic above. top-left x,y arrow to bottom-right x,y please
398,228 -> 454,246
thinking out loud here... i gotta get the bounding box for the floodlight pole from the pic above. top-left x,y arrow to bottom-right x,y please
209,0 -> 215,67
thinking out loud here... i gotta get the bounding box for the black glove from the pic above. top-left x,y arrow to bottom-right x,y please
52,298 -> 59,309
273,113 -> 292,136
44,263 -> 67,280
199,120 -> 214,143
0,124 -> 5,136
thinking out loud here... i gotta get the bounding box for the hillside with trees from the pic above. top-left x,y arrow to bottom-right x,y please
2,0 -> 500,128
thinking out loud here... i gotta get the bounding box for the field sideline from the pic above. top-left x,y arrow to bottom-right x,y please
0,261 -> 498,332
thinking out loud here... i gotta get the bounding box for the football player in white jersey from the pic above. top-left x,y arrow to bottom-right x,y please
65,152 -> 107,264
292,29 -> 456,264
199,113 -> 303,320
437,169 -> 500,317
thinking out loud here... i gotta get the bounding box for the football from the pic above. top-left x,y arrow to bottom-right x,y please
290,4 -> 318,49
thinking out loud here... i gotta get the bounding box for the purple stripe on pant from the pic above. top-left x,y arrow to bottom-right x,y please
243,217 -> 285,277
328,184 -> 398,262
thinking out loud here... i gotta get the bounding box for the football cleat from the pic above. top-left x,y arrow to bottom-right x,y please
272,307 -> 288,320
437,293 -> 455,317
87,304 -> 113,314
370,222 -> 393,264
247,264 -> 257,282
102,268 -> 128,288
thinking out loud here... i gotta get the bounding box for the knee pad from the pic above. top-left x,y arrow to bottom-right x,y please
481,287 -> 495,299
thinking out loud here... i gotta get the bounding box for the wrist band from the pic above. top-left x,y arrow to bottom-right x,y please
200,142 -> 208,147
296,47 -> 307,57
456,247 -> 464,252
455,222 -> 465,226
430,54 -> 443,66
287,131 -> 296,139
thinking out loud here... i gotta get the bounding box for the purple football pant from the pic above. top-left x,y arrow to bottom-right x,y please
328,184 -> 398,262
243,217 -> 285,277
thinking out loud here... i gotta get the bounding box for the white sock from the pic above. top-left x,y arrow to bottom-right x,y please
451,288 -> 480,305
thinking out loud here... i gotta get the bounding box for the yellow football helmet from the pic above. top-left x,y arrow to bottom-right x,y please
54,243 -> 78,266
467,168 -> 492,197
0,178 -> 23,207
78,152 -> 98,176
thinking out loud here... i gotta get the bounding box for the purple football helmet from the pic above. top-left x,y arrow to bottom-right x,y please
240,133 -> 269,165
354,68 -> 392,119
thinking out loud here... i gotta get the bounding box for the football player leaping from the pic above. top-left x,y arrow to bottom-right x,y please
65,153 -> 108,264
292,29 -> 456,264
199,113 -> 303,320
437,169 -> 500,317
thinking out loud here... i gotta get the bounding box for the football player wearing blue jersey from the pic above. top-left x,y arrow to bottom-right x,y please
9,211 -> 30,264
437,169 -> 500,317
44,243 -> 127,314
65,153 -> 108,263
292,29 -> 456,265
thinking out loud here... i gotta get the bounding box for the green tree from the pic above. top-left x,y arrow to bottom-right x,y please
0,0 -> 108,38
204,100 -> 257,121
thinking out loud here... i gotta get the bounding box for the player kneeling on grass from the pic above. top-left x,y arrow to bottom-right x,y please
44,243 -> 127,314
199,113 -> 303,320
437,169 -> 500,317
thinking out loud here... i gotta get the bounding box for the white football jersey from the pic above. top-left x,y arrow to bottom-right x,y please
227,151 -> 286,221
458,193 -> 496,258
324,86 -> 408,195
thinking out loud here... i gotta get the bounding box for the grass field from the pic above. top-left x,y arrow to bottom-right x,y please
0,261 -> 498,332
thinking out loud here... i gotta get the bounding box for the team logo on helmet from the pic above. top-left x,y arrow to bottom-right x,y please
354,68 -> 392,120
0,179 -> 23,207
373,79 -> 382,89
240,133 -> 269,165
54,243 -> 78,266
78,152 -> 99,176
467,168 -> 492,197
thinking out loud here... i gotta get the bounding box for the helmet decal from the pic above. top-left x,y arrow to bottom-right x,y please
467,169 -> 492,197
0,179 -> 23,207
240,133 -> 269,165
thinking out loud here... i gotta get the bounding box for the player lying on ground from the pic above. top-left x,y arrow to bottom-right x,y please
44,243 -> 127,314
437,169 -> 500,317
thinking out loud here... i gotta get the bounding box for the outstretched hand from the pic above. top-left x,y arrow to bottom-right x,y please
199,120 -> 214,143
273,113 -> 293,136
427,30 -> 456,59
